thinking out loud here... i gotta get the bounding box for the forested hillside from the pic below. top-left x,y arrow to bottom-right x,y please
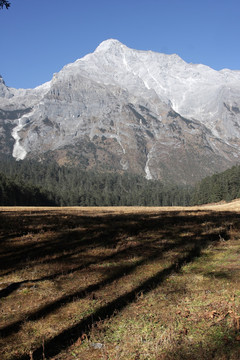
0,155 -> 239,207
192,164 -> 240,204
0,172 -> 54,206
0,156 -> 191,206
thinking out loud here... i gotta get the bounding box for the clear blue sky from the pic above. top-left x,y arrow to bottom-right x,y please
0,0 -> 240,89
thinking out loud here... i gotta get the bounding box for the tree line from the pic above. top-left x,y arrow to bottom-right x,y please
191,164 -> 240,205
0,155 -> 239,206
0,155 -> 191,206
0,172 -> 54,206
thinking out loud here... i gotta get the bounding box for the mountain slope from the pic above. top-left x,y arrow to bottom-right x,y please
1,39 -> 240,184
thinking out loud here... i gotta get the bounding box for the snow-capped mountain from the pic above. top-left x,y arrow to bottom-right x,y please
1,39 -> 240,184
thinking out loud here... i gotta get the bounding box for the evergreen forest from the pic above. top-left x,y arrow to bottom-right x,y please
0,154 -> 239,206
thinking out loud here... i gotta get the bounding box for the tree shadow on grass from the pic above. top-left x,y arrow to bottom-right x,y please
0,209 -> 223,299
159,327 -> 240,360
0,209 -> 230,273
0,210 -> 239,360
0,212 -> 151,273
15,242 -> 213,360
0,232 -> 166,299
0,218 -> 206,337
0,210 -> 188,275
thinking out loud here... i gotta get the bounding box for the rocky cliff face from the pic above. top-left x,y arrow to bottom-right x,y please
1,39 -> 240,184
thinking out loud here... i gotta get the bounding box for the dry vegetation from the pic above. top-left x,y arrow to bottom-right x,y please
0,203 -> 240,360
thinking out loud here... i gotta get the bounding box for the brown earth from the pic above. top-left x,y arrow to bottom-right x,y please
0,203 -> 239,359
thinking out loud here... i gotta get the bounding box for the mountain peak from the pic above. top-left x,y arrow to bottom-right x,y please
95,39 -> 125,53
2,40 -> 240,185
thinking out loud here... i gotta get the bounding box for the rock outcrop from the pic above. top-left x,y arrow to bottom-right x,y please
1,39 -> 240,184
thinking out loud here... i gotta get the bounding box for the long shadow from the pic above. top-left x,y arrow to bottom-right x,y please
0,210 -> 232,296
0,209 -> 233,275
0,209 -> 210,298
0,229 -> 105,271
0,211 -> 187,274
0,232 -> 166,299
15,238 -> 211,360
0,218 -> 128,273
1,210 -> 238,360
0,228 -> 197,337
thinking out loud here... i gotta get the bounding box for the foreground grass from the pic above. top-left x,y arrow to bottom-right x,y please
0,206 -> 239,359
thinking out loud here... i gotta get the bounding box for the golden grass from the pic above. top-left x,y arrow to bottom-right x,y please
0,201 -> 240,359
2,197 -> 240,213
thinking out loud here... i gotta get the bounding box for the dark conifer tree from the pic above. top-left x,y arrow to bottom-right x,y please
0,0 -> 10,10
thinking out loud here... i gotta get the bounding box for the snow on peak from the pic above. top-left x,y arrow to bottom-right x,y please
44,39 -> 240,134
95,39 -> 124,52
34,80 -> 51,93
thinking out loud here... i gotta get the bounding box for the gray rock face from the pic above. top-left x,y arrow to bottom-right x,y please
1,39 -> 240,184
0,75 -> 13,99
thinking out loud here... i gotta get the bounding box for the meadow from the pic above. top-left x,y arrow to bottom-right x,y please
0,204 -> 239,359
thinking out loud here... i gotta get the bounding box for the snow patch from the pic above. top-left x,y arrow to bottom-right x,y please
145,148 -> 154,180
12,112 -> 34,160
145,162 -> 153,180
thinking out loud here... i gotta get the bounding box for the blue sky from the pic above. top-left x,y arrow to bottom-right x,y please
0,0 -> 240,89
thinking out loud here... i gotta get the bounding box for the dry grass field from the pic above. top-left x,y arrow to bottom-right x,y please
0,203 -> 240,359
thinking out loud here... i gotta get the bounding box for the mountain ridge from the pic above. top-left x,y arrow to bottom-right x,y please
1,39 -> 240,184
